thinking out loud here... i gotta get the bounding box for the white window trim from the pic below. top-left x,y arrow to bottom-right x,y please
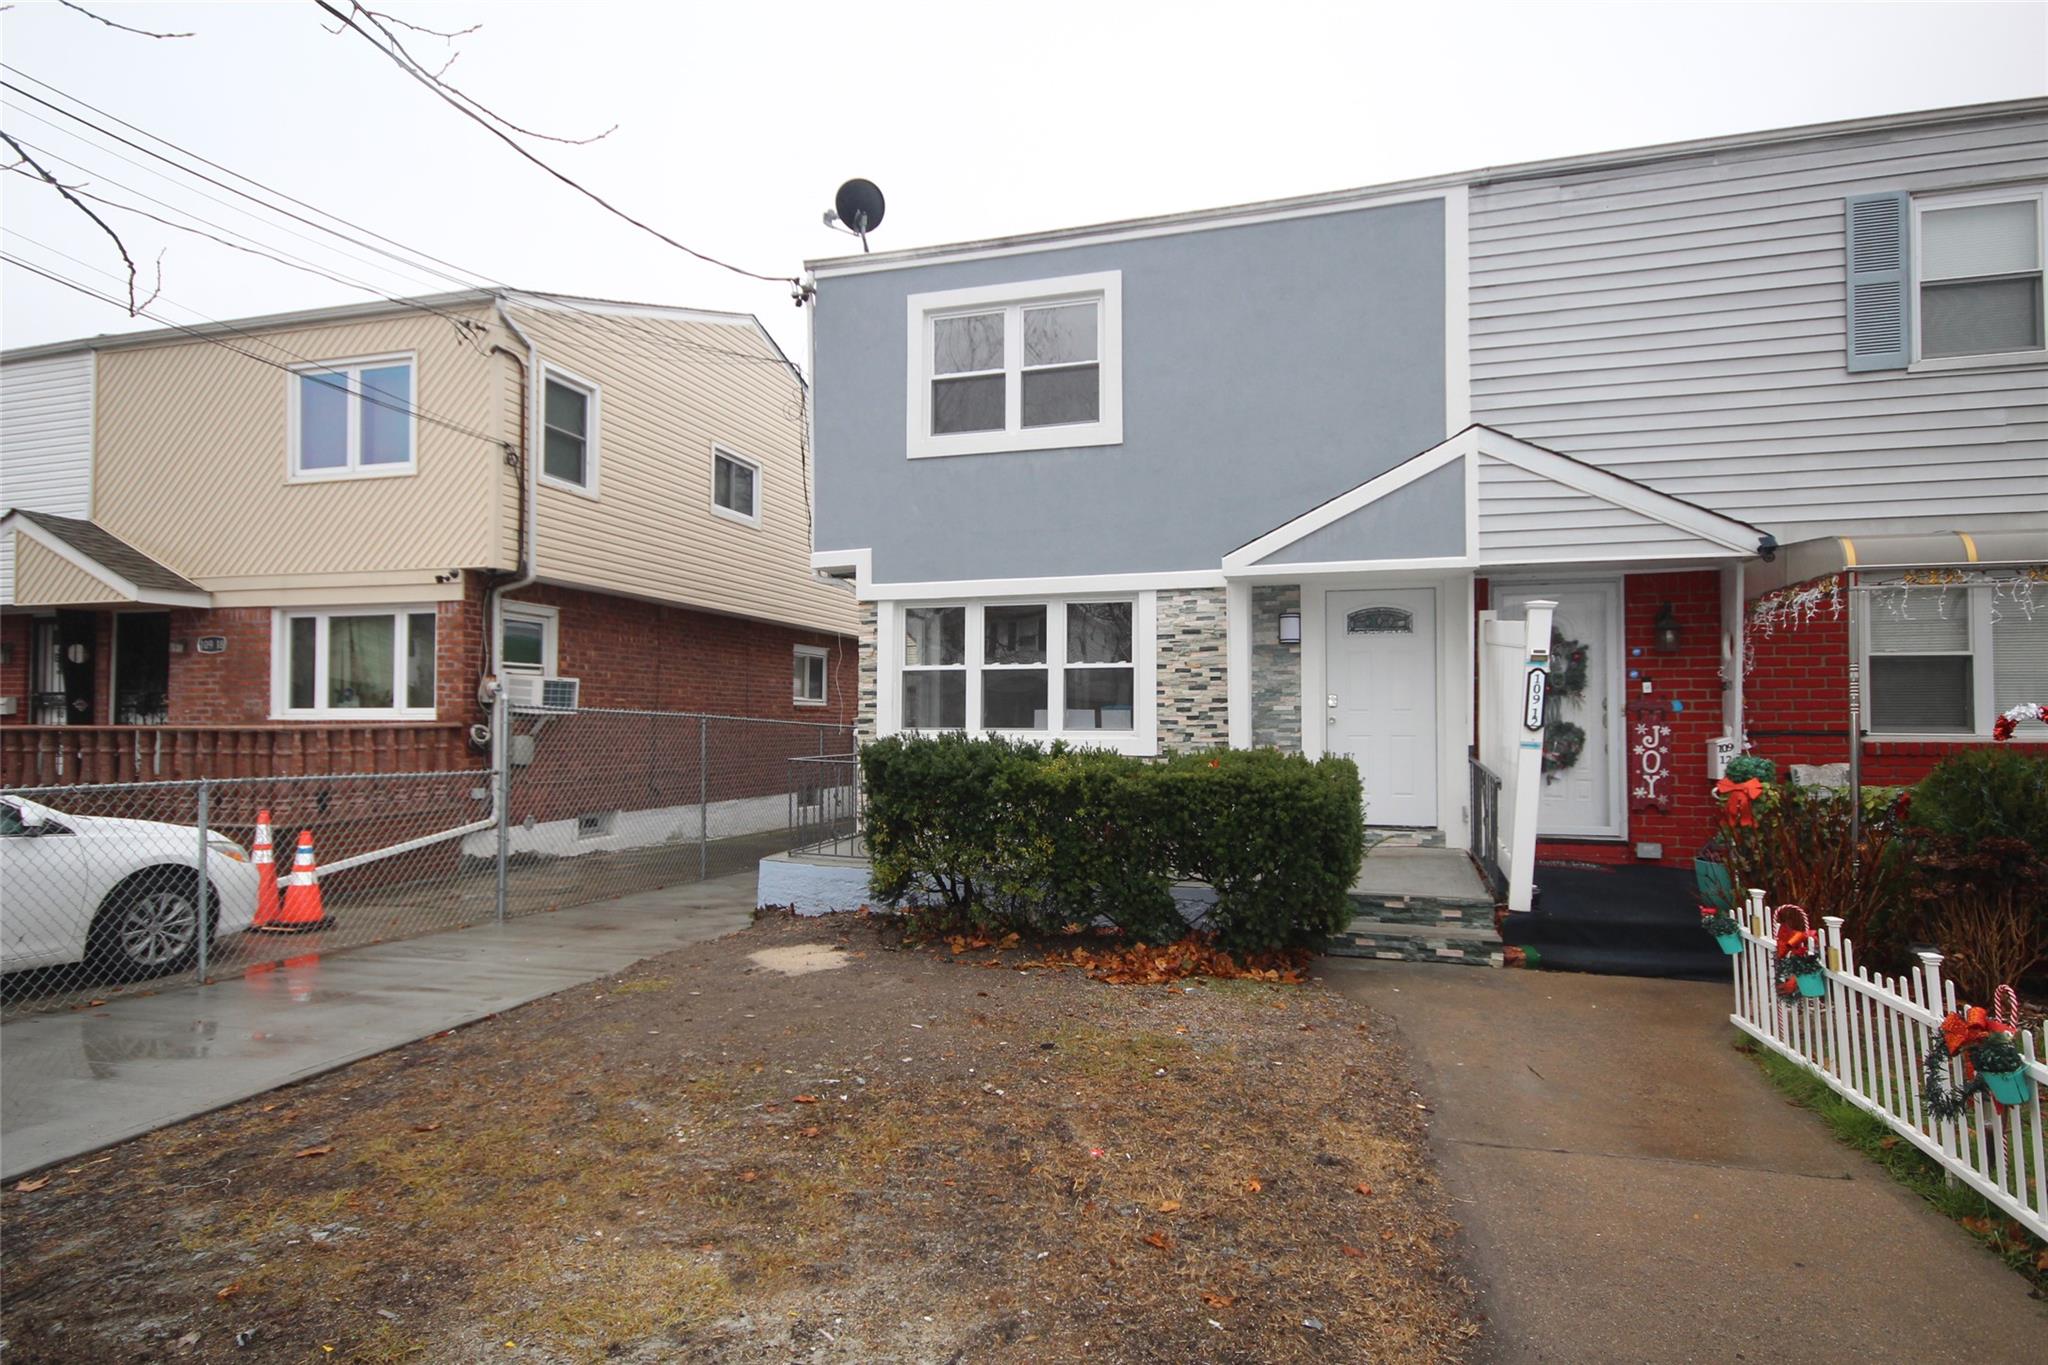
270,605 -> 438,721
497,602 -> 560,675
876,592 -> 1157,754
904,271 -> 1123,460
711,443 -> 764,527
793,644 -> 829,707
537,363 -> 601,498
285,351 -> 419,482
1907,185 -> 2048,373
1857,585 -> 2036,741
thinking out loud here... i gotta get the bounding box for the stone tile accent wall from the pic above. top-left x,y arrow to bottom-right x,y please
1156,588 -> 1229,751
1251,584 -> 1302,751
856,602 -> 878,741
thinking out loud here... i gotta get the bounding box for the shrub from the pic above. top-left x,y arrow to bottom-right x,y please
859,737 -> 1364,954
1719,783 -> 1913,949
1897,748 -> 2048,1002
1723,754 -> 1778,785
1908,747 -> 2048,856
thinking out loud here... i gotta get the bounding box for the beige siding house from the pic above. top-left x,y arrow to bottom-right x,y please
1,290 -> 856,780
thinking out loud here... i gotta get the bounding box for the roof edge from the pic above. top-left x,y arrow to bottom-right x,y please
808,97 -> 2048,277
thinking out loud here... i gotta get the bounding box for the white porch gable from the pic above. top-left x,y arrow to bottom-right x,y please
1221,424 -> 1767,576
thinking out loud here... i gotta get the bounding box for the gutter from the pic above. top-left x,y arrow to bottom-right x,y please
486,302 -> 540,687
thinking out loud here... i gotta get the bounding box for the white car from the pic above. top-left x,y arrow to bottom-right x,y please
0,795 -> 261,980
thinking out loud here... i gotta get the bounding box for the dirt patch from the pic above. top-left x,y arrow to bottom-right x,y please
747,943 -> 850,976
2,913 -> 1477,1363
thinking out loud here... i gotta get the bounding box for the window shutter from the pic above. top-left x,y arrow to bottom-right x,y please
1845,191 -> 1912,372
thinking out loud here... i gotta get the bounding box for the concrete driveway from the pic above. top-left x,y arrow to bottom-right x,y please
1323,961 -> 2048,1363
0,872 -> 755,1182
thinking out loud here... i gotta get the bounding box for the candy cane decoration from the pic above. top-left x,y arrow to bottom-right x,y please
1993,702 -> 2044,741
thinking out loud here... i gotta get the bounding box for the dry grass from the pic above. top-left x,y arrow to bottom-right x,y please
2,913 -> 1477,1363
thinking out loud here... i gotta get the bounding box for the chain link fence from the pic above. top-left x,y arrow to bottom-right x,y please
1,706 -> 853,1018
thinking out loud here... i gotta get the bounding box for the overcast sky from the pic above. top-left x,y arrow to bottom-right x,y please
1,0 -> 2043,365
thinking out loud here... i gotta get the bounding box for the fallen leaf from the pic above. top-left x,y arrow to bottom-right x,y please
294,1145 -> 334,1159
216,1282 -> 241,1301
1243,1178 -> 1262,1193
1354,1183 -> 1374,1196
793,1095 -> 821,1105
2035,1247 -> 2048,1272
411,1122 -> 443,1134
1143,1231 -> 1172,1251
175,1330 -> 201,1349
87,999 -> 106,1007
1961,1215 -> 1997,1236
737,1170 -> 760,1184
1157,1199 -> 1182,1213
13,1176 -> 50,1192
1876,1135 -> 1899,1150
799,1126 -> 822,1138
1200,1291 -> 1236,1309
1341,1245 -> 1366,1258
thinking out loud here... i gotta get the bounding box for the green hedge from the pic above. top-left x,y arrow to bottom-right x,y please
860,736 -> 1363,954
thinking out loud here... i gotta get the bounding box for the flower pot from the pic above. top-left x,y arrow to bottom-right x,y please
1714,932 -> 1743,956
1981,1066 -> 2035,1106
1694,858 -> 1735,911
1795,970 -> 1826,999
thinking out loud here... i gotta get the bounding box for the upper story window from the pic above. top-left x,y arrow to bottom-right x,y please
274,606 -> 436,720
1916,189 -> 2045,362
290,355 -> 415,479
712,444 -> 761,526
905,272 -> 1123,459
540,367 -> 599,494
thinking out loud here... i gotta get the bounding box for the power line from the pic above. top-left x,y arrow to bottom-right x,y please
313,1 -> 798,287
3,242 -> 508,449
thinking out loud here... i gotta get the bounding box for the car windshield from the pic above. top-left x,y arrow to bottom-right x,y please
0,802 -> 24,837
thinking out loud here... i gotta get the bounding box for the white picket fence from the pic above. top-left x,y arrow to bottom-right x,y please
1727,888 -> 2048,1240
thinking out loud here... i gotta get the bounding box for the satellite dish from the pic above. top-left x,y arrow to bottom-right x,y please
830,178 -> 885,251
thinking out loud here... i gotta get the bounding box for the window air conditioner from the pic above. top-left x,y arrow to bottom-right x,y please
504,673 -> 581,712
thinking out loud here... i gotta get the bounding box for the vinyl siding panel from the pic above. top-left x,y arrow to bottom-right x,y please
12,531 -> 121,605
91,305 -> 507,588
0,350 -> 95,603
504,304 -> 856,638
1475,456 -> 1724,564
1470,109 -> 2048,542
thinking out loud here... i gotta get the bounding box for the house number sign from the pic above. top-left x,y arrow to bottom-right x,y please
1522,668 -> 1547,731
1628,697 -> 1674,813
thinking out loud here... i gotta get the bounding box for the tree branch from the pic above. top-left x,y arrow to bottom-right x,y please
1,128 -> 152,313
352,4 -> 613,145
57,1 -> 192,38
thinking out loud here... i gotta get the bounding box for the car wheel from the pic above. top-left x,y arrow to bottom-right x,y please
88,870 -> 215,981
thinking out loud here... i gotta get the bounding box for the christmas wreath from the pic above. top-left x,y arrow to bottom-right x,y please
1771,905 -> 1825,1000
1542,628 -> 1590,781
1922,986 -> 2036,1118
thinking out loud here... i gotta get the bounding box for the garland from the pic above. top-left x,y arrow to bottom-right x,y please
1772,947 -> 1823,995
1994,702 -> 2045,742
1542,629 -> 1589,781
1698,905 -> 1738,937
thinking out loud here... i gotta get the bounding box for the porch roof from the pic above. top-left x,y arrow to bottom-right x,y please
2,509 -> 209,608
1221,425 -> 1770,578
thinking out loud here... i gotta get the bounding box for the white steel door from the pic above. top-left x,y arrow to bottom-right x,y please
1497,582 -> 1621,838
1325,588 -> 1437,828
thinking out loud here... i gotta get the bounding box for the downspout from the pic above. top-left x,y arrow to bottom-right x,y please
487,302 -> 540,682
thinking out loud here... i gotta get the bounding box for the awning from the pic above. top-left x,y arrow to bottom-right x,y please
1746,529 -> 2048,595
1,509 -> 209,608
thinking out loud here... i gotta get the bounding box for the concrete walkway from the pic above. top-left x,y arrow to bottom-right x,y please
1323,961 -> 2048,1363
0,872 -> 756,1182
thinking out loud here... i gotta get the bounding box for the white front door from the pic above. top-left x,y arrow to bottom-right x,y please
1497,581 -> 1621,838
1325,588 -> 1437,828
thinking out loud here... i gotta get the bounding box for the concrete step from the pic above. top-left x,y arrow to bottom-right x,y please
1325,917 -> 1504,968
1348,892 -> 1497,929
1363,827 -> 1447,850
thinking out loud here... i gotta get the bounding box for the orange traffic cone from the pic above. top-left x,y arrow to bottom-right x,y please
252,829 -> 331,932
249,810 -> 282,929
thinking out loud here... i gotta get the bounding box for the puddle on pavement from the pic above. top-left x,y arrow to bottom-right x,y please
746,945 -> 848,976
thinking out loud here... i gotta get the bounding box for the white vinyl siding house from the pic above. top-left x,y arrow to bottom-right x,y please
0,349 -> 93,605
1468,108 -> 2048,542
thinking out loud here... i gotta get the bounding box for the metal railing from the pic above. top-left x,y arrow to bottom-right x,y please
1,706 -> 855,1018
788,753 -> 862,856
1468,753 -> 1506,900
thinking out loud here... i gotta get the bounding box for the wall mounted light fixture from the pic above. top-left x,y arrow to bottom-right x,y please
1278,611 -> 1301,645
1653,604 -> 1683,654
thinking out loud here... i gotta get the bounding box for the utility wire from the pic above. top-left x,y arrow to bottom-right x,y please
313,1 -> 798,286
4,241 -> 508,448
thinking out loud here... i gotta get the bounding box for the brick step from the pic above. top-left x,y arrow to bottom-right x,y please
1325,918 -> 1504,968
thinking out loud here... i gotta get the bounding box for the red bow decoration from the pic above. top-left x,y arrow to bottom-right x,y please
1715,777 -> 1764,827
1939,1006 -> 2016,1082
